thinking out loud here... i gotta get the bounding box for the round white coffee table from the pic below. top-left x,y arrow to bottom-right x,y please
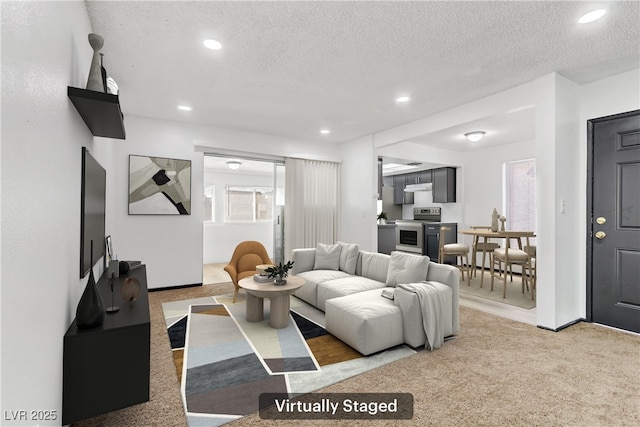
238,275 -> 305,329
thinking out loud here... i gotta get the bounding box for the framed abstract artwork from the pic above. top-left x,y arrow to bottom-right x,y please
128,155 -> 191,215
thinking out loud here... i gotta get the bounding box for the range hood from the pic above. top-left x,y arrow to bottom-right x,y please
404,182 -> 433,192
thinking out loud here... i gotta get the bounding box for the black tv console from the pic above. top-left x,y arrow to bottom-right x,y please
62,265 -> 150,425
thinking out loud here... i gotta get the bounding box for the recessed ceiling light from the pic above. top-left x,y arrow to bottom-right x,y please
177,105 -> 192,111
203,39 -> 222,50
320,129 -> 331,135
396,96 -> 411,103
578,9 -> 607,24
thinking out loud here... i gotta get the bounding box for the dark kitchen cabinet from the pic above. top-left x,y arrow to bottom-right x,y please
432,167 -> 456,203
417,170 -> 432,183
404,172 -> 418,185
393,174 -> 414,205
378,224 -> 397,254
424,223 -> 458,264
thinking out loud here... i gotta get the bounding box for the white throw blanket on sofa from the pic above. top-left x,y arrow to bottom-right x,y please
397,281 -> 450,350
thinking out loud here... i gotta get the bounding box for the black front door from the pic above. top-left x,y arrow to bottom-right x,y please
588,110 -> 640,333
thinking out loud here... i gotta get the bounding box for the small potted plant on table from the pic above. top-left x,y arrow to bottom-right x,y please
265,260 -> 295,285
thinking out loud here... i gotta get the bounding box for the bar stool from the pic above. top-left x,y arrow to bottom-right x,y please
490,232 -> 532,298
438,226 -> 471,286
470,225 -> 500,286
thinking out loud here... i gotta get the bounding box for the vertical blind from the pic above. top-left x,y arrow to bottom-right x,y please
284,158 -> 340,257
504,159 -> 536,234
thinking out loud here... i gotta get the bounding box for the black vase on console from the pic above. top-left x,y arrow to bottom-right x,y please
76,242 -> 105,329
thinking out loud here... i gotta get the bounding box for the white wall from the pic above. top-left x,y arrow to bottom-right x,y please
109,116 -> 204,288
460,140 -> 536,247
109,115 -> 340,288
1,1 -> 96,423
203,169 -> 274,263
339,135 -> 377,251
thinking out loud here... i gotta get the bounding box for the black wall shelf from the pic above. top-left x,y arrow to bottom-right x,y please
68,86 -> 126,139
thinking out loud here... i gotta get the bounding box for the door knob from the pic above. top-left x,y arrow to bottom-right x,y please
595,231 -> 606,240
596,216 -> 607,225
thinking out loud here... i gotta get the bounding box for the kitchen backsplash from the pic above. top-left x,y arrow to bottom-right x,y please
402,192 -> 463,222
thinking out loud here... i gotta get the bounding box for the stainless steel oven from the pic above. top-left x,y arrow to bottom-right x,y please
395,220 -> 424,254
395,207 -> 442,255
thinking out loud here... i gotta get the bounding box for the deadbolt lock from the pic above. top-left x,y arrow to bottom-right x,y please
595,231 -> 606,240
596,217 -> 607,225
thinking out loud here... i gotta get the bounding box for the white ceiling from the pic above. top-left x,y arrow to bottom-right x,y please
86,1 -> 639,156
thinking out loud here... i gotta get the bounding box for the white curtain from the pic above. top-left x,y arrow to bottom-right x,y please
284,158 -> 340,258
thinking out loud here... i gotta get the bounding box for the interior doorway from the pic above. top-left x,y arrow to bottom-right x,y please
587,109 -> 640,333
202,154 -> 285,284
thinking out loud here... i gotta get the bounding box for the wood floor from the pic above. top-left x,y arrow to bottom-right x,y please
203,262 -> 231,284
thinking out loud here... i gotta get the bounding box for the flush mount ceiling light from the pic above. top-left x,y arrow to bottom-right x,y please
226,161 -> 241,170
320,129 -> 331,135
396,96 -> 411,103
177,105 -> 192,111
578,9 -> 607,24
465,131 -> 486,143
203,39 -> 223,50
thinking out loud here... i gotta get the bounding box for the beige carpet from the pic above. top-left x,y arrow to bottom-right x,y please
73,282 -> 640,427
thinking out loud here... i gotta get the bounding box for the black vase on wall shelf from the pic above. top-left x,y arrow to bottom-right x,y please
76,241 -> 105,329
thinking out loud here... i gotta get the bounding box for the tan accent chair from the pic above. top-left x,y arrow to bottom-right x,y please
470,225 -> 501,285
490,233 -> 532,298
438,226 -> 470,286
224,241 -> 273,303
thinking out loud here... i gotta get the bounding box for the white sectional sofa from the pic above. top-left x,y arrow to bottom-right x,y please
291,242 -> 460,355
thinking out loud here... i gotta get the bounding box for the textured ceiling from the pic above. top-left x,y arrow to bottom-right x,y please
86,1 -> 639,149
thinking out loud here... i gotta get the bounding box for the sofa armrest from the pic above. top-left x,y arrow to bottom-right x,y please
291,248 -> 316,275
426,262 -> 460,334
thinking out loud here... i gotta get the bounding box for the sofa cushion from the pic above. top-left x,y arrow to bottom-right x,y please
338,242 -> 359,274
385,251 -> 430,287
325,288 -> 404,355
314,243 -> 341,270
316,276 -> 386,311
359,251 -> 391,283
294,269 -> 352,307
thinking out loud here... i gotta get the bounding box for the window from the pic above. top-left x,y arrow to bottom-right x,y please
203,185 -> 215,222
225,186 -> 273,222
504,159 -> 536,232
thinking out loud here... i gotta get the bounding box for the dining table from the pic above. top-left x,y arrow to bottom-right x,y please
459,229 -> 536,288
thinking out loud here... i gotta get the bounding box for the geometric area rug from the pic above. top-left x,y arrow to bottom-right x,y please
162,294 -> 416,426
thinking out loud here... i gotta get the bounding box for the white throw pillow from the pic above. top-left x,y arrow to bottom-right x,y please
314,243 -> 341,270
360,251 -> 390,283
385,251 -> 430,287
338,241 -> 360,274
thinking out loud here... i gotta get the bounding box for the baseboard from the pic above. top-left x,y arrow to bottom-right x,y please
537,318 -> 585,332
148,282 -> 203,292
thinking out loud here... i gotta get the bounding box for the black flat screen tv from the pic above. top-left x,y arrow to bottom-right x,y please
80,147 -> 106,278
